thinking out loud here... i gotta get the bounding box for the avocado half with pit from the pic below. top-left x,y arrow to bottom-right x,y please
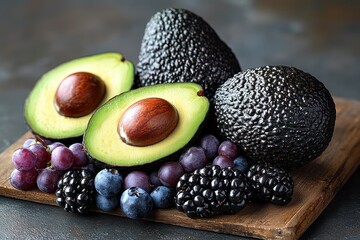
83,82 -> 209,169
24,52 -> 134,142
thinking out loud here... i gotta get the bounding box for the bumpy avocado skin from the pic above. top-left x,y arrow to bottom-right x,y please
137,8 -> 241,98
213,66 -> 336,169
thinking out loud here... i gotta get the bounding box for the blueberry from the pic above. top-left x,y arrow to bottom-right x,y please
150,186 -> 175,209
94,169 -> 123,197
95,193 -> 120,212
233,156 -> 249,172
120,187 -> 153,219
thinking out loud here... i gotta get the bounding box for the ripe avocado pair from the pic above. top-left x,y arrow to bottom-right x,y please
25,52 -> 210,169
25,8 -> 336,170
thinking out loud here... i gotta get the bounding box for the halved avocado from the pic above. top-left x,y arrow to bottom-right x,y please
83,83 -> 209,169
24,52 -> 134,142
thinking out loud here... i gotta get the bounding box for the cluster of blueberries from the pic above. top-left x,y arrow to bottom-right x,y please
94,168 -> 174,218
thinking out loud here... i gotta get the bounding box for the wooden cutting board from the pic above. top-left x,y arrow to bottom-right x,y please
1,97 -> 360,239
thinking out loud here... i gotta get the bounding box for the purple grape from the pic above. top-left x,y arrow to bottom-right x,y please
36,167 -> 63,193
179,146 -> 207,172
69,143 -> 89,167
198,134 -> 220,159
81,163 -> 98,174
124,171 -> 152,193
212,155 -> 234,168
51,146 -> 74,170
149,170 -> 162,187
158,161 -> 184,187
10,169 -> 38,190
12,148 -> 37,171
23,136 -> 51,149
218,140 -> 238,160
22,138 -> 36,148
28,144 -> 51,169
48,142 -> 65,152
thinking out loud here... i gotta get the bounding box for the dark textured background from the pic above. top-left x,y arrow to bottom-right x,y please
0,1 -> 359,239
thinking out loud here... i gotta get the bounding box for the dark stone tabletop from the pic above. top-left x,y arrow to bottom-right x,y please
0,1 -> 359,239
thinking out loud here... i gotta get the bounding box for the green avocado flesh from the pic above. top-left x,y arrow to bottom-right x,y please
83,83 -> 209,168
24,52 -> 134,140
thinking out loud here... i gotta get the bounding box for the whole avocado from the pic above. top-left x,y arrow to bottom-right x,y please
213,66 -> 336,169
136,8 -> 241,99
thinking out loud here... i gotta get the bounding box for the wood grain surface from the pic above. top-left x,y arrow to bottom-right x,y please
1,97 -> 360,240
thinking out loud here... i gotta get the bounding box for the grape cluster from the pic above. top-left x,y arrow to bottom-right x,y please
182,134 -> 250,173
10,136 -> 91,193
147,134 -> 249,192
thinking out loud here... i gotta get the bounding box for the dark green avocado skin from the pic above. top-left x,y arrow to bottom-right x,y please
136,8 -> 241,99
26,125 -> 82,147
213,66 -> 336,169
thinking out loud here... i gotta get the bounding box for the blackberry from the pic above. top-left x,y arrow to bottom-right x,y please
246,164 -> 294,205
55,169 -> 95,214
175,165 -> 252,218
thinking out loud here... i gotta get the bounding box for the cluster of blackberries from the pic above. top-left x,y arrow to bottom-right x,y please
175,163 -> 294,218
175,165 -> 252,218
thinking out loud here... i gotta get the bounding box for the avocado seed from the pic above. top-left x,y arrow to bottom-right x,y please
54,72 -> 106,117
118,98 -> 179,146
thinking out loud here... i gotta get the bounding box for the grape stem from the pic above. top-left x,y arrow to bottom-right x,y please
34,135 -> 51,153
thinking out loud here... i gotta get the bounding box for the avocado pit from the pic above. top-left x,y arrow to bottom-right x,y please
54,72 -> 106,117
118,97 -> 179,147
